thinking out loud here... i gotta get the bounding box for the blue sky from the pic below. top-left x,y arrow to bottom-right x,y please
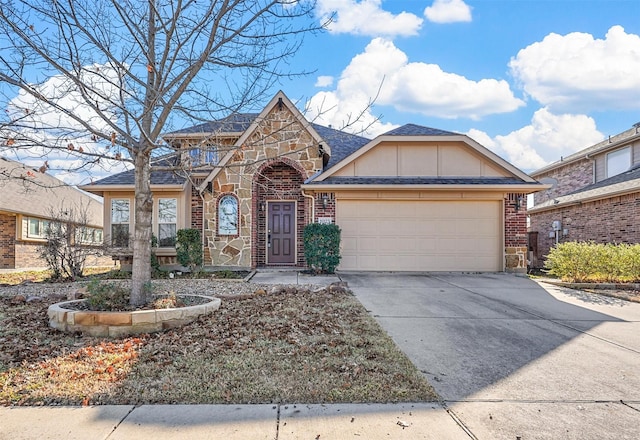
285,0 -> 640,172
3,0 -> 640,183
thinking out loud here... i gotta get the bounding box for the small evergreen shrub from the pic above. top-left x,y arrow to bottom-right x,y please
545,241 -> 640,283
303,223 -> 341,274
176,229 -> 203,272
86,279 -> 130,311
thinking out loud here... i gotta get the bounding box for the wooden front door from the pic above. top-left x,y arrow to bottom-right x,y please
267,201 -> 296,264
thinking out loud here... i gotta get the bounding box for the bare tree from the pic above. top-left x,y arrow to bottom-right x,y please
39,202 -> 105,281
0,0 -> 320,304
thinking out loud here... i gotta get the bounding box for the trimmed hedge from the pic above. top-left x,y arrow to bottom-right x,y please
176,228 -> 203,271
303,223 -> 341,274
545,241 -> 640,283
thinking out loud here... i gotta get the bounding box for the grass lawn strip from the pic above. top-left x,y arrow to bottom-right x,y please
0,282 -> 437,405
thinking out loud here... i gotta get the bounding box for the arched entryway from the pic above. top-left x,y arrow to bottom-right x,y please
252,159 -> 308,268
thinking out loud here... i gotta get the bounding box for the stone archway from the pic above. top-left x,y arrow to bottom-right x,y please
252,159 -> 308,268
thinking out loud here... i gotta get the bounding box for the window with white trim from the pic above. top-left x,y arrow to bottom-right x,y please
26,218 -> 50,239
158,198 -> 178,247
606,147 -> 631,178
218,195 -> 238,235
111,199 -> 130,247
189,145 -> 219,166
76,226 -> 104,244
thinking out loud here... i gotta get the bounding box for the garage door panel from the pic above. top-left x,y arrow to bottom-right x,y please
337,199 -> 501,271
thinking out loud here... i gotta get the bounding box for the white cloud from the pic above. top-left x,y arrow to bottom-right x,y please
424,0 -> 472,24
316,0 -> 423,37
305,38 -> 524,134
2,63 -> 131,185
315,75 -> 334,87
509,26 -> 640,112
468,108 -> 604,171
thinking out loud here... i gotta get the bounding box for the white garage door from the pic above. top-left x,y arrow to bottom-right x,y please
337,200 -> 502,271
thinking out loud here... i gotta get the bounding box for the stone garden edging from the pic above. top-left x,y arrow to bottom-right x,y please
48,294 -> 221,337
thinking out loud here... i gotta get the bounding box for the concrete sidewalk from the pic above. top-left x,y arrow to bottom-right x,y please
0,403 -> 470,440
248,269 -> 342,286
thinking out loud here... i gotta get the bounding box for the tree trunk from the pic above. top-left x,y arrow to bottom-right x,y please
131,150 -> 153,305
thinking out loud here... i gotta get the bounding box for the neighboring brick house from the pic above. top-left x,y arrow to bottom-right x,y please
0,157 -> 110,269
82,91 -> 544,273
528,123 -> 640,268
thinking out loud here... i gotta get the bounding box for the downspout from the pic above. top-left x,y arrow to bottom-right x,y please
302,170 -> 323,224
302,189 -> 315,224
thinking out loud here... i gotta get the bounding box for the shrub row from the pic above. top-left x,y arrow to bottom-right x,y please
303,223 -> 341,274
545,241 -> 640,283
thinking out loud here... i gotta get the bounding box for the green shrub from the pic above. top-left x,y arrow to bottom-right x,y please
303,223 -> 341,274
176,229 -> 203,272
545,241 -> 640,283
151,234 -> 160,274
85,279 -> 130,311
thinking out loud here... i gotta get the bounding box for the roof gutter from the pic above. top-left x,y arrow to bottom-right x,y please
532,130 -> 640,177
302,183 -> 550,194
529,185 -> 640,214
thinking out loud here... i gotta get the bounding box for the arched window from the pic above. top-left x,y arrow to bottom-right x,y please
218,195 -> 238,235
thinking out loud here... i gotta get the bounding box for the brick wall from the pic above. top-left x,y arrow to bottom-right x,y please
533,159 -> 593,206
0,213 -> 16,268
313,192 -> 336,221
529,192 -> 640,268
505,193 -> 528,272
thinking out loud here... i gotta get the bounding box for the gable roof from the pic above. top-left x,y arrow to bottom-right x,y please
196,91 -> 372,190
529,162 -> 640,213
309,124 -> 539,186
531,125 -> 640,177
383,123 -> 458,136
0,157 -> 103,227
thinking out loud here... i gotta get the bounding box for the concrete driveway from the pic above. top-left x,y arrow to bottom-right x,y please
340,272 -> 640,440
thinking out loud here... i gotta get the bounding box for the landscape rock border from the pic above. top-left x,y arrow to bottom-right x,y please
48,294 -> 221,337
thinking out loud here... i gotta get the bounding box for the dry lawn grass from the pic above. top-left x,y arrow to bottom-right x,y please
0,282 -> 437,405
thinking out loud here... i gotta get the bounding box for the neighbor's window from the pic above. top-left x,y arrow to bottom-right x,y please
158,198 -> 177,247
218,195 -> 238,235
189,145 -> 218,166
606,146 -> 631,178
111,199 -> 130,247
26,218 -> 50,239
76,226 -> 104,244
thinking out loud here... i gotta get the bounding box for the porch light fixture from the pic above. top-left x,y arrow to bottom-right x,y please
514,195 -> 524,212
322,194 -> 328,209
260,201 -> 266,212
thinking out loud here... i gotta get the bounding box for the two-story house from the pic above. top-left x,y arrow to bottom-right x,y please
82,91 -> 544,273
528,123 -> 640,268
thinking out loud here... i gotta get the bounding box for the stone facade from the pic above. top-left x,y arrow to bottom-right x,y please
504,193 -> 528,272
203,106 -> 323,268
529,193 -> 640,268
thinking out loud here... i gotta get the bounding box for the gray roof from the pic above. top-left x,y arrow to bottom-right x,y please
530,165 -> 640,213
0,157 -> 103,226
90,155 -> 186,186
166,113 -> 259,136
308,176 -> 532,186
569,163 -> 640,196
383,124 -> 459,136
310,123 -> 370,170
91,116 -> 471,188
